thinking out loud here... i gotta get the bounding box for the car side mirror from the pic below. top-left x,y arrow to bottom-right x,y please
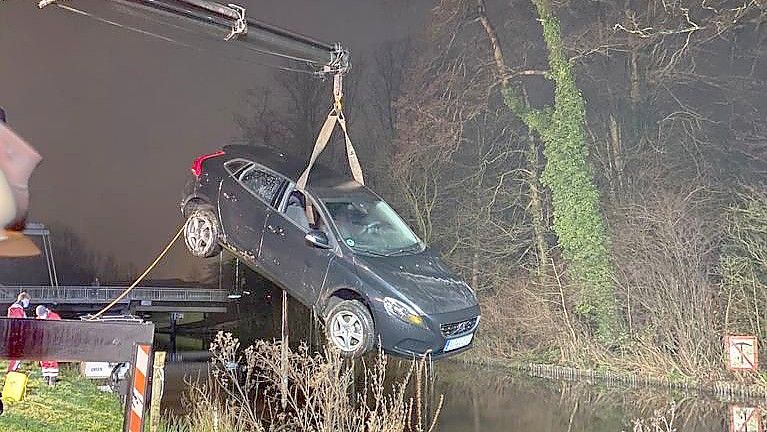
305,229 -> 331,249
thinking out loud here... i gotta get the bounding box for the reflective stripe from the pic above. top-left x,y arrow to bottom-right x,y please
128,344 -> 151,432
7,304 -> 26,318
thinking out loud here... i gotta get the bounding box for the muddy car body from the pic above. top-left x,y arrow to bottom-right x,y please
182,145 -> 480,358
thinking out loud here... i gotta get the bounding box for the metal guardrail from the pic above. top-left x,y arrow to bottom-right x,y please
0,286 -> 229,304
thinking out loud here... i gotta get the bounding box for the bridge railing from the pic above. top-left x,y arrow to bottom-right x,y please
0,286 -> 229,304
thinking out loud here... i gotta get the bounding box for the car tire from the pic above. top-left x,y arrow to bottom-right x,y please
325,299 -> 375,358
184,207 -> 222,258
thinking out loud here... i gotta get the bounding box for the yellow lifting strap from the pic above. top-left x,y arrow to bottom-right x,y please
296,74 -> 364,191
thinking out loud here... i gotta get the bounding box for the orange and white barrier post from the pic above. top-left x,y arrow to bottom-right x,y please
125,344 -> 152,432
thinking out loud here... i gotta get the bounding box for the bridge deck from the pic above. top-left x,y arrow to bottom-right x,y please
0,286 -> 229,312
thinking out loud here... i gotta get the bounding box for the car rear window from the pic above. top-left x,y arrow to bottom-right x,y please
225,159 -> 251,176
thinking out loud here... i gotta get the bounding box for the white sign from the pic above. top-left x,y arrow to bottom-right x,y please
730,406 -> 761,432
81,362 -> 117,379
727,335 -> 759,371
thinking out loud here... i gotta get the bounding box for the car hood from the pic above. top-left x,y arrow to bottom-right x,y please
355,250 -> 478,315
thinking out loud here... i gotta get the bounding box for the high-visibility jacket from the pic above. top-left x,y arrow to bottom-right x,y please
7,302 -> 26,371
7,302 -> 25,318
37,311 -> 61,377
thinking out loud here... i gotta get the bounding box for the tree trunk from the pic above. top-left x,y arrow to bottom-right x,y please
608,113 -> 625,195
526,131 -> 551,282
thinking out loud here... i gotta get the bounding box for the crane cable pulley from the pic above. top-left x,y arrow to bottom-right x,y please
224,3 -> 247,41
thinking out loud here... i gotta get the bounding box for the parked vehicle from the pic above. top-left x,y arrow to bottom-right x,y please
181,145 -> 480,358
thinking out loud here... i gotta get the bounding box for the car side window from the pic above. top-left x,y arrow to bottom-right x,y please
284,191 -> 310,230
283,190 -> 330,235
238,166 -> 283,205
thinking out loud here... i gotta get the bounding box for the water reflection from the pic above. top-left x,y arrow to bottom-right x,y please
434,362 -> 729,431
161,352 -> 734,431
156,283 -> 742,431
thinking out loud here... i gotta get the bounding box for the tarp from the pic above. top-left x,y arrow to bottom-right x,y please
0,110 -> 43,257
0,318 -> 155,362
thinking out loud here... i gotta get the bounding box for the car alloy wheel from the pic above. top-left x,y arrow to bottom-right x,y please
330,310 -> 365,352
325,299 -> 375,358
184,208 -> 221,258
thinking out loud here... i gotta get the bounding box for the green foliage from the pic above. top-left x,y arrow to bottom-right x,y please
499,0 -> 619,341
0,365 -> 122,432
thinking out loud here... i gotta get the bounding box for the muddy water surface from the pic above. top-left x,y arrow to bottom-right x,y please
157,292 -> 737,431
162,356 -> 734,431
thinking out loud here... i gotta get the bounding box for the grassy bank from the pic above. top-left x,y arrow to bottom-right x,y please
0,363 -> 123,432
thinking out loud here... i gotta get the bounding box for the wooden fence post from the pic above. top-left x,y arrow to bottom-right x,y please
150,351 -> 167,432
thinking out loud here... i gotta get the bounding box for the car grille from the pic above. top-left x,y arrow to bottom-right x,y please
440,317 -> 479,337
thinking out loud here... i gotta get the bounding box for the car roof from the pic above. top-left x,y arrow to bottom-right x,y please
222,144 -> 368,198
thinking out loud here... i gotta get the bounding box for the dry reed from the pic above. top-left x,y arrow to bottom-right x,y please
163,332 -> 443,432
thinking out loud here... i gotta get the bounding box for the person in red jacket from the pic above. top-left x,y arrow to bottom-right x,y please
6,291 -> 30,372
35,305 -> 61,386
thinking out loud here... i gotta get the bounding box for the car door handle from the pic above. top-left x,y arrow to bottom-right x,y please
222,192 -> 237,202
267,224 -> 284,235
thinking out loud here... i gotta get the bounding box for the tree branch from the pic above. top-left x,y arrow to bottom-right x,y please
476,0 -> 548,130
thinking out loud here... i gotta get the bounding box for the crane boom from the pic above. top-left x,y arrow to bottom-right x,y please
41,0 -> 350,77
39,0 -> 363,195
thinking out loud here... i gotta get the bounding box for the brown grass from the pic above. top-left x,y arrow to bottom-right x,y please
626,402 -> 678,432
163,332 -> 443,432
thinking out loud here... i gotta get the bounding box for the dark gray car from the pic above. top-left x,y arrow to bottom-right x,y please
181,145 -> 480,358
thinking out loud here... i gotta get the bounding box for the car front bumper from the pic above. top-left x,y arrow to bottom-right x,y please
372,304 -> 481,359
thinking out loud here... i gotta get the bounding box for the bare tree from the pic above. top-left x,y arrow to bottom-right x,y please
0,224 -> 121,284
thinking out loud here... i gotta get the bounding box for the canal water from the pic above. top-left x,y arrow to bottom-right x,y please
433,362 -> 729,431
155,291 -> 737,431
160,356 -> 731,431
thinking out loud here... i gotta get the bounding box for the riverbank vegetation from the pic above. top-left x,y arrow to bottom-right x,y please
380,0 -> 767,384
163,332 -> 441,432
232,0 -> 767,386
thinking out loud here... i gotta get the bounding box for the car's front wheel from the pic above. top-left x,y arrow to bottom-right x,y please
325,299 -> 375,358
184,208 -> 222,258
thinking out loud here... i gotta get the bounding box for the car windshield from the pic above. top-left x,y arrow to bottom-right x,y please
323,196 -> 423,256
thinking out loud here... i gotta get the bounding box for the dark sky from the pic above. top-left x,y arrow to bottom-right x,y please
0,0 -> 429,280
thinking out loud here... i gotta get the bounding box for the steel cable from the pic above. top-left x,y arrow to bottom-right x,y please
88,224 -> 184,320
53,3 -> 319,75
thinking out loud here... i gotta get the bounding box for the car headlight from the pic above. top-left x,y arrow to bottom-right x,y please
383,297 -> 426,328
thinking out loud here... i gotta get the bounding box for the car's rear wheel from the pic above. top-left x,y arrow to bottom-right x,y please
325,299 -> 375,358
184,208 -> 222,258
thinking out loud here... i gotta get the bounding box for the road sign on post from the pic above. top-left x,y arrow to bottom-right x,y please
730,405 -> 762,432
726,335 -> 759,371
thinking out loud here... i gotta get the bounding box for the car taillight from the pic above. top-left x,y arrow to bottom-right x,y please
191,150 -> 225,177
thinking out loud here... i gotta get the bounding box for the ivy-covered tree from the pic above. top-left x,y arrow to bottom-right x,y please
477,0 -> 619,341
